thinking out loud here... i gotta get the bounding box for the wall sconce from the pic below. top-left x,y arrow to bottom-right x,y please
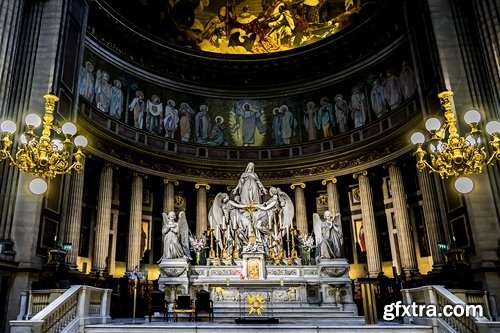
0,94 -> 87,194
411,91 -> 500,193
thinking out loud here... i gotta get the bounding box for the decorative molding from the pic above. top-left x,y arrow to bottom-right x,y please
321,178 -> 337,185
353,170 -> 368,179
164,179 -> 179,186
290,183 -> 306,190
161,267 -> 187,277
195,183 -> 211,190
320,267 -> 349,277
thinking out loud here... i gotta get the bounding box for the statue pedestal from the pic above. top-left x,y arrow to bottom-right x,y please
317,258 -> 355,310
158,258 -> 190,299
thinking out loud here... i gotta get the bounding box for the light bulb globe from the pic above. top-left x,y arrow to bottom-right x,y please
485,121 -> 500,135
25,114 -> 42,128
0,120 -> 17,134
410,132 -> 425,145
74,135 -> 88,148
61,122 -> 77,136
464,109 -> 481,124
425,118 -> 441,132
454,176 -> 474,194
52,139 -> 63,151
29,178 -> 48,195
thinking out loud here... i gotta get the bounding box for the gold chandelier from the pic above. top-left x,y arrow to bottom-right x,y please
410,91 -> 500,193
0,94 -> 87,194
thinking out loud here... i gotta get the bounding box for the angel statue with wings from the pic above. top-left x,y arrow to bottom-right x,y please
160,211 -> 191,260
313,211 -> 343,260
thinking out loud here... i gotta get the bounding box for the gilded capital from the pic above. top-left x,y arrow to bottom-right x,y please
133,172 -> 147,179
290,183 -> 306,190
195,183 -> 210,190
164,179 -> 179,186
383,161 -> 398,169
321,178 -> 337,186
353,170 -> 368,179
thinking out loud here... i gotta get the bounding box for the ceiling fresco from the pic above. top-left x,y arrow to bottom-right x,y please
97,0 -> 369,54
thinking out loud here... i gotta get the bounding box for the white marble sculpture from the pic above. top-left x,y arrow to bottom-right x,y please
313,210 -> 343,260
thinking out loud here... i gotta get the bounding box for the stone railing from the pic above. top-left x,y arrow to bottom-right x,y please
402,285 -> 500,333
10,285 -> 112,333
450,289 -> 498,321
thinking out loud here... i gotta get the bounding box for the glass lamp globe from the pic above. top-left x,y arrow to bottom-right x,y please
29,178 -> 48,195
25,114 -> 42,128
0,120 -> 17,134
52,139 -> 63,151
425,118 -> 441,132
74,135 -> 88,148
61,122 -> 77,136
454,176 -> 474,194
486,121 -> 500,135
464,109 -> 481,124
410,132 -> 425,145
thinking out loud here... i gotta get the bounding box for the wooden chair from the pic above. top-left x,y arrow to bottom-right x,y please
195,290 -> 214,321
148,290 -> 168,322
173,295 -> 195,322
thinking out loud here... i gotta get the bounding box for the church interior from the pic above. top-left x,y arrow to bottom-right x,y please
0,0 -> 499,332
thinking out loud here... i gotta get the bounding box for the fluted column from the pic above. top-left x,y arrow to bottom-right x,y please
387,162 -> 418,274
64,160 -> 86,268
354,171 -> 382,277
127,173 -> 144,272
195,183 -> 210,237
92,164 -> 114,272
163,179 -> 178,213
291,183 -> 308,236
322,178 -> 341,214
417,170 -> 445,268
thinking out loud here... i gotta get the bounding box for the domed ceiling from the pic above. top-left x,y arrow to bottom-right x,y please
95,0 -> 368,54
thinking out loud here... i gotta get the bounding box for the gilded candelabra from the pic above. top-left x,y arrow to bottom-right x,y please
0,94 -> 87,194
411,91 -> 500,193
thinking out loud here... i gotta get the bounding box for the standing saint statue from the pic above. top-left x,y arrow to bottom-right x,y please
232,162 -> 268,204
313,210 -> 342,260
160,211 -> 191,260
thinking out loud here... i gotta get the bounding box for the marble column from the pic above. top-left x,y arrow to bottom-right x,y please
417,170 -> 445,268
163,179 -> 178,213
354,171 -> 382,277
92,164 -> 114,272
64,160 -> 86,268
387,162 -> 418,275
127,173 -> 144,272
195,183 -> 210,237
291,183 -> 308,236
322,178 -> 341,214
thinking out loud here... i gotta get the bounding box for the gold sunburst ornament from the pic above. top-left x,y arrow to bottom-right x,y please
246,293 -> 266,316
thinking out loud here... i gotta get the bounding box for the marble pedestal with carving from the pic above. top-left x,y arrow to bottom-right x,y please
158,258 -> 190,302
160,258 -> 359,322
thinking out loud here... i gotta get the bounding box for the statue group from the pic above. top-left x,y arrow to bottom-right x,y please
160,162 -> 342,264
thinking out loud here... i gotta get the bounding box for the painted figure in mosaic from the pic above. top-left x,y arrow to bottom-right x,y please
304,101 -> 318,141
234,103 -> 265,146
313,210 -> 342,259
272,108 -> 283,145
383,69 -> 404,110
94,70 -> 112,113
279,104 -> 296,144
79,61 -> 95,102
334,94 -> 349,133
178,102 -> 196,142
160,211 -> 191,260
129,90 -> 146,129
266,3 -> 295,48
195,104 -> 212,143
349,86 -> 366,128
147,95 -> 163,134
317,96 -> 335,137
205,115 -> 226,146
109,79 -> 124,119
200,6 -> 228,47
399,61 -> 417,99
370,79 -> 386,119
164,99 -> 179,138
233,162 -> 268,205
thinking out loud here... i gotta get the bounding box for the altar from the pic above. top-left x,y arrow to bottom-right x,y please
157,162 -> 358,321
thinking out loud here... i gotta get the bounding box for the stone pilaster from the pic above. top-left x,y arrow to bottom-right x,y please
354,171 -> 382,277
195,183 -> 210,237
64,160 -> 86,267
163,179 -> 178,213
417,170 -> 445,268
291,183 -> 307,236
386,162 -> 418,274
127,173 -> 144,272
322,178 -> 341,214
92,164 -> 113,272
